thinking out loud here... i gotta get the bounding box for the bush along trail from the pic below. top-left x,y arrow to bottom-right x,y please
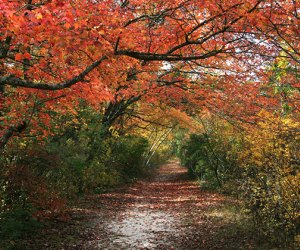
13,160 -> 286,250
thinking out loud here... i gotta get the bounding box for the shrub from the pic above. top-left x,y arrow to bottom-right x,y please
110,135 -> 149,180
239,111 -> 299,242
179,112 -> 299,245
179,123 -> 241,190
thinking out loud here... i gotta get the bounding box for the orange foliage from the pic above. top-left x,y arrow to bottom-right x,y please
0,0 -> 299,143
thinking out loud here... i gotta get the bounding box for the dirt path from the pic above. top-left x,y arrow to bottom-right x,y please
22,160 -> 266,250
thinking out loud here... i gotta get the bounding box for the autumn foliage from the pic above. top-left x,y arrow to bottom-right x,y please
0,0 -> 299,248
179,109 -> 299,245
1,0 -> 299,144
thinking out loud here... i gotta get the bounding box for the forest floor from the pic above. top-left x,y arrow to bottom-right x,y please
19,160 -> 277,250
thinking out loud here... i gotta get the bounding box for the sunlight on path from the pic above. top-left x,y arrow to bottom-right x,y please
103,207 -> 177,249
95,160 -> 182,249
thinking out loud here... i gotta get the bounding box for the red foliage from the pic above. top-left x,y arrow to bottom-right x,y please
0,0 -> 299,142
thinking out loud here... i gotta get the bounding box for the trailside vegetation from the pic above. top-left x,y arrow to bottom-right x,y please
1,0 -> 299,248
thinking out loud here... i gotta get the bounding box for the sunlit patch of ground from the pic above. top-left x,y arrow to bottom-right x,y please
19,160 -> 280,250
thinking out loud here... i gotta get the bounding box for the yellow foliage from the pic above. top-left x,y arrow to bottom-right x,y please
239,110 -> 299,236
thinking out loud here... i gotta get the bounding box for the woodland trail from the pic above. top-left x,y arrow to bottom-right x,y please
22,160 -> 265,250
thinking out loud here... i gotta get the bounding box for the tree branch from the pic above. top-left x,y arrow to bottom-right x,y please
0,121 -> 27,150
0,56 -> 107,90
115,49 -> 222,61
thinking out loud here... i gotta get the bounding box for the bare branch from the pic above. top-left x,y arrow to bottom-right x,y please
115,49 -> 223,61
0,56 -> 107,90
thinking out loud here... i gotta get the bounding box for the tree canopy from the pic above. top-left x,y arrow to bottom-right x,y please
1,0 -> 299,146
